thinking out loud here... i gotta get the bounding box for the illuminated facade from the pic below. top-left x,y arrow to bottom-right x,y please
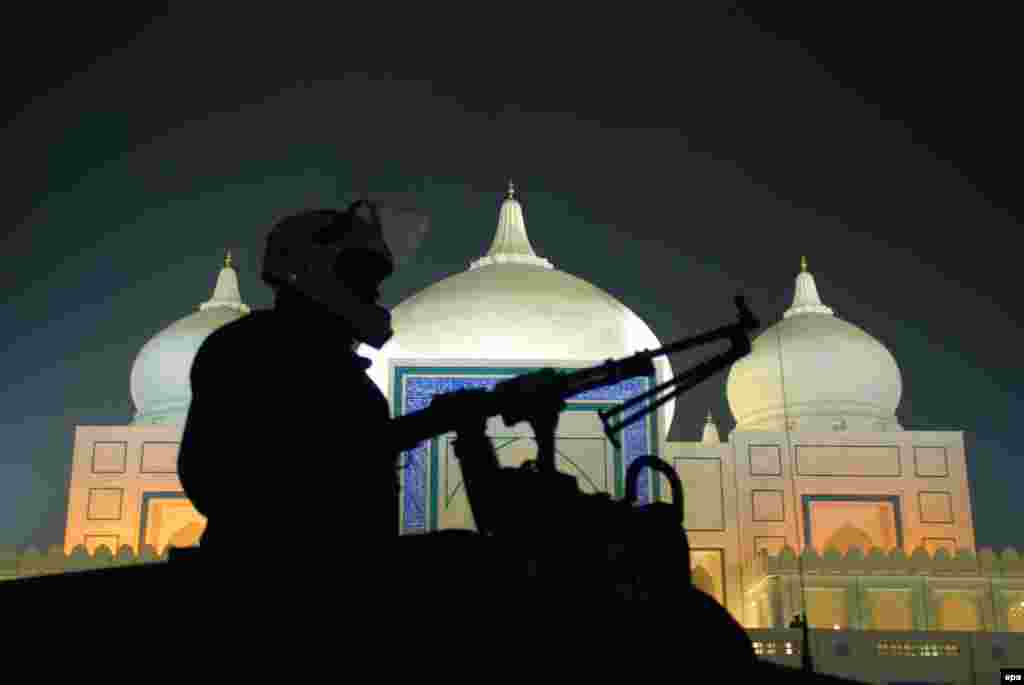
661,257 -> 976,625
663,410 -> 975,623
745,546 -> 1024,632
63,253 -> 248,554
63,187 -> 992,637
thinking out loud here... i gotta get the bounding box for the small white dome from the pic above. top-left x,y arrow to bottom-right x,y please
726,259 -> 902,432
361,185 -> 675,444
130,254 -> 250,425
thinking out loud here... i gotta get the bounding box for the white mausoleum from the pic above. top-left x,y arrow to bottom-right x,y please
64,186 -> 984,634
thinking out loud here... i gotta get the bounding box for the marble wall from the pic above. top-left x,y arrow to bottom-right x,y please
66,424 -> 204,553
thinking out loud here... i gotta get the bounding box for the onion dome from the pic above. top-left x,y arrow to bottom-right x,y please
129,252 -> 251,425
726,257 -> 902,432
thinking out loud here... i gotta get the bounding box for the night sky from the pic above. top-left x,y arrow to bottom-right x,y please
2,6 -> 1020,552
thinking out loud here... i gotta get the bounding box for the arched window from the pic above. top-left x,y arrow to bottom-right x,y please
824,522 -> 873,555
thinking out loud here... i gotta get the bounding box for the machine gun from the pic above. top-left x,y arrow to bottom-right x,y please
389,294 -> 760,466
1,291 -> 861,681
388,296 -> 759,593
389,296 -> 869,683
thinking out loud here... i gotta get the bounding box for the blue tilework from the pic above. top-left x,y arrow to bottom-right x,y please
395,366 -> 657,533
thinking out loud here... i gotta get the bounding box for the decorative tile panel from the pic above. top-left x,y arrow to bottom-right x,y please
92,442 -> 127,474
753,489 -> 786,522
914,446 -> 950,477
795,445 -> 900,477
395,366 -> 655,533
919,491 -> 954,524
87,488 -> 124,520
750,445 -> 782,476
141,442 -> 179,474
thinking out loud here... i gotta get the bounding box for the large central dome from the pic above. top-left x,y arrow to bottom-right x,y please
361,183 -> 675,443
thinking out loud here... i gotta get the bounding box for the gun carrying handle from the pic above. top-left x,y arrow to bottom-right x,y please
625,455 -> 684,522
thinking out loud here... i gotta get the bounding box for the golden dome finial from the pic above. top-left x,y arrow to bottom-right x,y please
225,250 -> 233,269
507,180 -> 515,199
801,255 -> 808,272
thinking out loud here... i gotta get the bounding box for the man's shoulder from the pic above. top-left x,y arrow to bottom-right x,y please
191,310 -> 278,379
198,309 -> 285,351
192,309 -> 368,377
208,309 -> 275,338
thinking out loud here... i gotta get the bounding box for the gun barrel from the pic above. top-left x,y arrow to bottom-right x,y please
387,296 -> 759,454
388,357 -> 656,454
559,356 -> 656,397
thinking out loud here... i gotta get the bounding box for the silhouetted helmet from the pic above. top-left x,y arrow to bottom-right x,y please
261,201 -> 396,348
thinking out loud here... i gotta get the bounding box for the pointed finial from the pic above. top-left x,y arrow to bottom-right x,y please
785,255 -> 834,318
701,409 -> 721,444
468,176 -> 553,270
200,250 -> 249,314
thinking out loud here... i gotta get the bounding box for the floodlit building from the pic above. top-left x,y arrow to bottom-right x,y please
63,185 -> 1019,646
64,252 -> 248,554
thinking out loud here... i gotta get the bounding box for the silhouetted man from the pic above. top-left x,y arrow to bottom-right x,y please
178,201 -> 400,567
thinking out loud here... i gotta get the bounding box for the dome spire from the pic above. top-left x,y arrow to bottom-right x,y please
200,251 -> 251,313
702,410 -> 721,444
784,255 -> 834,318
469,181 -> 554,270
